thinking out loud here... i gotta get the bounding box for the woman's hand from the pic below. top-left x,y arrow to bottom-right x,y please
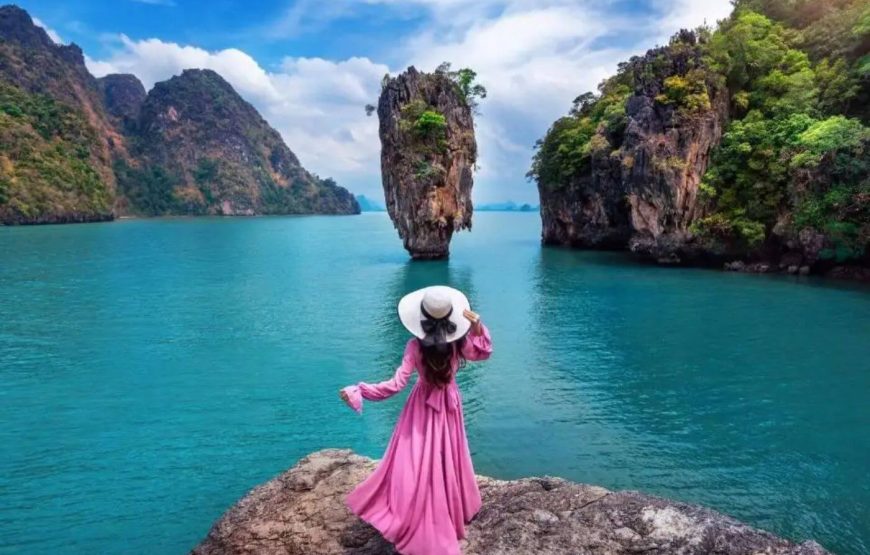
463,308 -> 483,336
339,389 -> 349,403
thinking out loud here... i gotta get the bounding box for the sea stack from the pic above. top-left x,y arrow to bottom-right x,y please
378,66 -> 477,259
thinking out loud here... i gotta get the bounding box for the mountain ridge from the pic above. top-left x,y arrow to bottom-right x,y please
0,5 -> 358,224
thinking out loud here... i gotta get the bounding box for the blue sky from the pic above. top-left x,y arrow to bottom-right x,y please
24,0 -> 733,203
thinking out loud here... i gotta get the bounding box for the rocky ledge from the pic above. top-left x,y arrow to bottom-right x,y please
192,449 -> 829,555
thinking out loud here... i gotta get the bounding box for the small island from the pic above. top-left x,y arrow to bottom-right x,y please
377,64 -> 485,259
529,1 -> 868,280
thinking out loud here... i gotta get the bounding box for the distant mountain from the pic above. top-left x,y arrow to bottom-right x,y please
476,201 -> 539,212
0,5 -> 358,224
356,194 -> 386,211
97,73 -> 146,135
121,69 -> 358,216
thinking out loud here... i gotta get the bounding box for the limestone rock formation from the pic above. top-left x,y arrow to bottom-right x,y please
192,449 -> 830,555
533,6 -> 869,278
538,32 -> 729,265
378,67 -> 477,259
97,73 -> 146,134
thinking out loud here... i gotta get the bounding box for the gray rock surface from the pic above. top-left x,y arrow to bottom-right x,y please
192,449 -> 830,555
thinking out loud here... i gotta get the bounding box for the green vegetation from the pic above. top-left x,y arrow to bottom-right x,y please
697,3 -> 868,255
528,69 -> 633,187
0,82 -> 110,222
413,110 -> 448,138
655,71 -> 712,115
530,0 -> 869,261
435,62 -> 487,110
194,157 -> 219,184
113,159 -> 183,216
400,99 -> 448,154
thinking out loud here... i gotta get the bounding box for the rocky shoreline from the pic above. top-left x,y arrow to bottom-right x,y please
192,449 -> 830,554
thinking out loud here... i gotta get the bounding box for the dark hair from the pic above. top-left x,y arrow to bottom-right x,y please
418,336 -> 466,387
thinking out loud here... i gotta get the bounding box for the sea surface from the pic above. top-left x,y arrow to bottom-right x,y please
1,213 -> 868,554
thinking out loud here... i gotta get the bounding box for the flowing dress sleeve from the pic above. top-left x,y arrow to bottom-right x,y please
341,339 -> 418,414
461,323 -> 493,361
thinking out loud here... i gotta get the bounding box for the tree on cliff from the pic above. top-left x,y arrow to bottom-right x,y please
435,62 -> 488,111
366,62 -> 487,115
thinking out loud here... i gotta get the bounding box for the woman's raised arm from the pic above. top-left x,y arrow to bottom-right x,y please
340,339 -> 418,413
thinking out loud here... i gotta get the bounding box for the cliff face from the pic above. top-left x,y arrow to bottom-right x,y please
534,3 -> 869,277
378,67 -> 477,259
0,5 -> 123,224
192,449 -> 829,555
97,73 -> 146,134
125,69 -> 358,216
538,32 -> 729,264
0,5 -> 358,224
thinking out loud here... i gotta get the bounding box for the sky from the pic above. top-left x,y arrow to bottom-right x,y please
24,0 -> 734,204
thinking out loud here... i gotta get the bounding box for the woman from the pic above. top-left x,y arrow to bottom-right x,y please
339,285 -> 492,555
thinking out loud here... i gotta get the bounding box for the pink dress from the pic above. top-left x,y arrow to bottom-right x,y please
341,324 -> 492,555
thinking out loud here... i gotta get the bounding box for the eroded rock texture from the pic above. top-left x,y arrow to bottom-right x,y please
192,449 -> 829,555
378,67 -> 477,259
97,73 -> 146,134
539,32 -> 729,264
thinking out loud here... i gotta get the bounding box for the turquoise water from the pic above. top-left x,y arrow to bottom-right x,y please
0,213 -> 868,555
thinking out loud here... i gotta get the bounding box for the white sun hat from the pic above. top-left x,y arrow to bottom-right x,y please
398,285 -> 471,344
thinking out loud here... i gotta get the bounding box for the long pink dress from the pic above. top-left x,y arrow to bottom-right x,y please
340,324 -> 492,555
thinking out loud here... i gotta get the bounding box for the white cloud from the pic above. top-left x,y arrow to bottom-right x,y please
32,17 -> 63,44
84,0 -> 732,202
651,0 -> 734,44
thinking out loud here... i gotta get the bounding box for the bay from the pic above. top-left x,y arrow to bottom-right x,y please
0,213 -> 868,554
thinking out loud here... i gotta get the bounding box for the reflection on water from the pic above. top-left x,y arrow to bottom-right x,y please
0,213 -> 868,555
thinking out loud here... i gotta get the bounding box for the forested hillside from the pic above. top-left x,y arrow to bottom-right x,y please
532,0 -> 868,276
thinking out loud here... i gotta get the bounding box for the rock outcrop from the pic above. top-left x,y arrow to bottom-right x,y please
538,32 -> 728,265
378,67 -> 477,259
192,449 -> 829,555
97,73 -> 146,134
534,6 -> 869,279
